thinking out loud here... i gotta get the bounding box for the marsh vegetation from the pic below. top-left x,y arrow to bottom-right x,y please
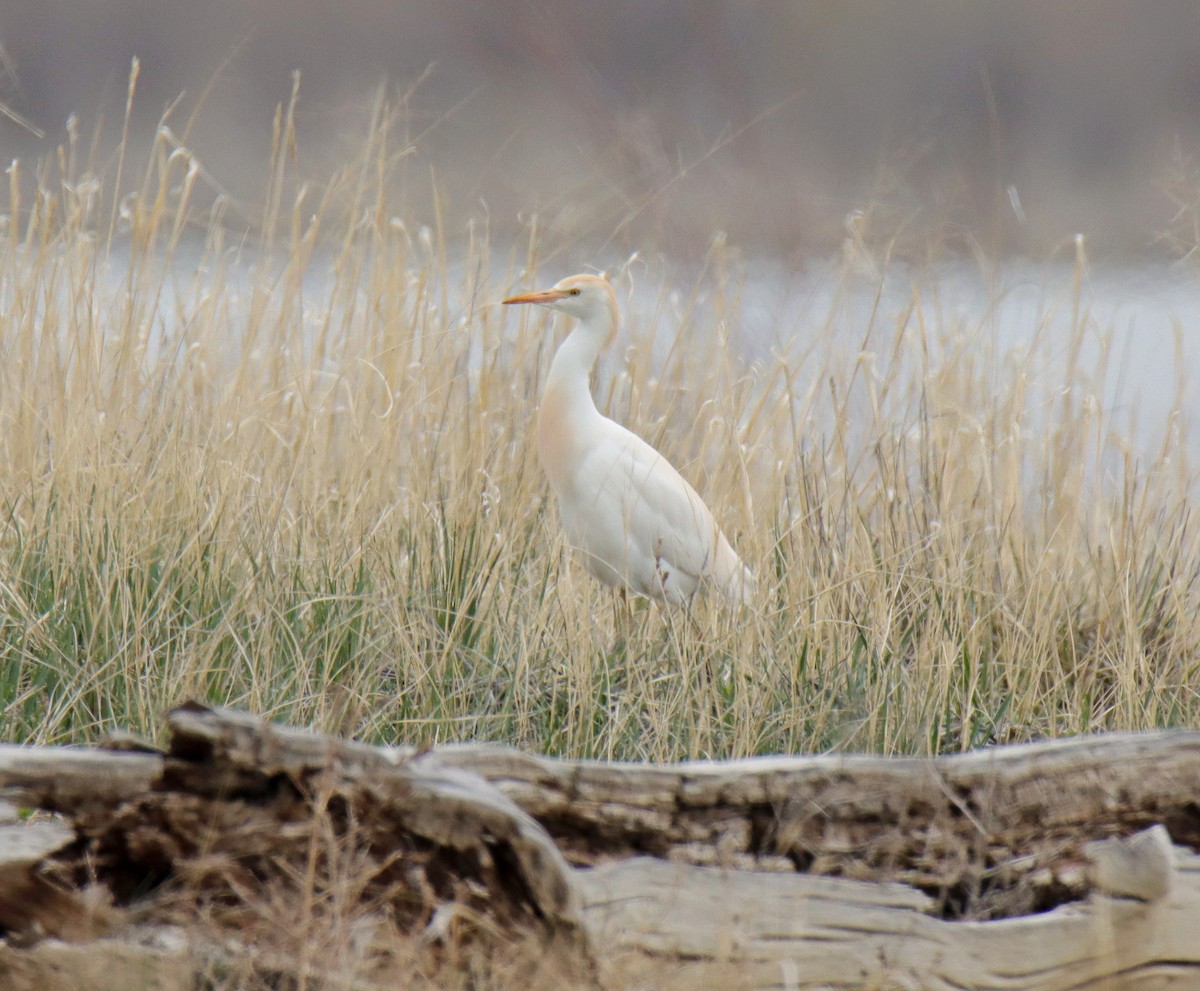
1,94 -> 1198,763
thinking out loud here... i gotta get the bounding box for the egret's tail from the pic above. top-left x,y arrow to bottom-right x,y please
713,531 -> 755,605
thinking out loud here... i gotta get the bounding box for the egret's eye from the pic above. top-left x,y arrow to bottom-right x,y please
569,288 -> 581,296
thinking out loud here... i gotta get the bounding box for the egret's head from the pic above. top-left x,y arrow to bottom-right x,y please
503,274 -> 617,329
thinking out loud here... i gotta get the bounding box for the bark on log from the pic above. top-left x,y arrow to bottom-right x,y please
1,706 -> 1199,990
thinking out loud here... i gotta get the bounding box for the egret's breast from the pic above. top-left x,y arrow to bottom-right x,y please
537,380 -> 579,495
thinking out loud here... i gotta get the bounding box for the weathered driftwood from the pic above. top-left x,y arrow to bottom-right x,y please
1,705 -> 1200,990
578,840 -> 1200,991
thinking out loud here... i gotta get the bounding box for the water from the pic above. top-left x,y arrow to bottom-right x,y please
614,255 -> 1199,472
94,238 -> 1200,475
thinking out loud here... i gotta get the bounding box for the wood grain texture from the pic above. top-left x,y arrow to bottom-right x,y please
1,707 -> 1200,989
578,850 -> 1200,990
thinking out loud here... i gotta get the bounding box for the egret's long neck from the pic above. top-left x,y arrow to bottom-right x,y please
538,305 -> 615,490
547,313 -> 609,407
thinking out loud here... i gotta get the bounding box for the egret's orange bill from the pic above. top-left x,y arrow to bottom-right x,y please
502,288 -> 570,305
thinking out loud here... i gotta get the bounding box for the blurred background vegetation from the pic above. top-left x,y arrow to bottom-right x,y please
4,0 -> 1200,258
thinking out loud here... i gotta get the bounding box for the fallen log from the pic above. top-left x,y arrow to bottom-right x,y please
1,705 -> 1199,990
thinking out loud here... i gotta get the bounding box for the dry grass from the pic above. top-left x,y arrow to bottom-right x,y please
1,89 -> 1198,763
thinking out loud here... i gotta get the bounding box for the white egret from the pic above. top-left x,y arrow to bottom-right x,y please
503,274 -> 752,606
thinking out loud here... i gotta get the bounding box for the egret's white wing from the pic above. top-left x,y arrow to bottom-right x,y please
559,418 -> 749,603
